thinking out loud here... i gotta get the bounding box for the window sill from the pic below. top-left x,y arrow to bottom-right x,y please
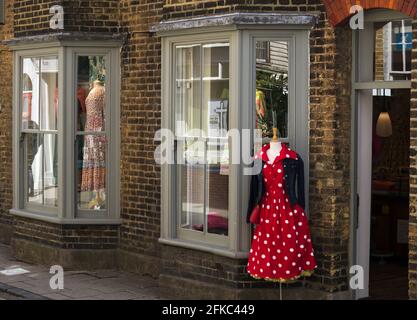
10,209 -> 122,225
159,237 -> 249,259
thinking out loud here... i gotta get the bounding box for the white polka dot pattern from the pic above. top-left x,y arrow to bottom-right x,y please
247,144 -> 317,282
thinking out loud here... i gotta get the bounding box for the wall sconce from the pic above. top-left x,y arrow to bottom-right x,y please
376,111 -> 392,138
376,89 -> 393,138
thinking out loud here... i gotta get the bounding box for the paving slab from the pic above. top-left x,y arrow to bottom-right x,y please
0,244 -> 162,300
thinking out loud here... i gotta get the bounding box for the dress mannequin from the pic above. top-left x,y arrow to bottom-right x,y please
81,80 -> 106,209
267,127 -> 282,163
247,125 -> 317,284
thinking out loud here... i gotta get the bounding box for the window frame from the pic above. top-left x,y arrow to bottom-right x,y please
173,39 -> 231,246
11,42 -> 121,225
388,19 -> 412,77
160,27 -> 310,258
163,31 -> 238,250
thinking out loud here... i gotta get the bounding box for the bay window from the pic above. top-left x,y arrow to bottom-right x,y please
11,39 -> 121,224
175,41 -> 231,244
156,13 -> 314,257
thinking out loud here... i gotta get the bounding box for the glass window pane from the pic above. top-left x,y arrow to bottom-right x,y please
40,57 -> 58,131
26,133 -> 42,205
77,56 -> 106,133
26,133 -> 58,207
179,139 -> 205,232
22,58 -> 40,130
175,41 -> 230,238
206,139 -> 229,236
43,134 -> 58,207
77,134 -> 107,211
374,20 -> 412,81
256,40 -> 289,139
202,43 -> 229,138
175,45 -> 201,136
76,55 -> 107,213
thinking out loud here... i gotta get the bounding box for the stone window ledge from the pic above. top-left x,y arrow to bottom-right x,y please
151,12 -> 319,33
10,209 -> 122,226
3,32 -> 125,48
159,237 -> 249,259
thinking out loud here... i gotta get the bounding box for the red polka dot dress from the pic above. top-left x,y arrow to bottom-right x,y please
247,144 -> 317,282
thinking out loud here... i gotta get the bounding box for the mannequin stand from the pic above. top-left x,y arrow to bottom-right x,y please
88,191 -> 104,209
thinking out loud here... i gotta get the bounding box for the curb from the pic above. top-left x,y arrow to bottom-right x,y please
0,282 -> 50,300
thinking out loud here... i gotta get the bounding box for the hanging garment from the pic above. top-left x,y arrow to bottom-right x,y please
247,143 -> 317,282
81,85 -> 106,192
256,89 -> 266,129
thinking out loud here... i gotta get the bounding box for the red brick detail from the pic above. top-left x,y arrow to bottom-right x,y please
322,0 -> 417,26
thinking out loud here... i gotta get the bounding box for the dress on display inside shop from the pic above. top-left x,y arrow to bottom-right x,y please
81,80 -> 106,209
246,143 -> 317,282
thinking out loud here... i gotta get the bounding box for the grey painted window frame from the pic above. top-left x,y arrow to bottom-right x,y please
159,25 -> 311,258
10,42 -> 121,225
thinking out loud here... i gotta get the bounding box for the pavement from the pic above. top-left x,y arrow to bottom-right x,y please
0,244 -> 161,300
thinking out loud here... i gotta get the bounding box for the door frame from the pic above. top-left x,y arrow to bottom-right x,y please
350,10 -> 412,300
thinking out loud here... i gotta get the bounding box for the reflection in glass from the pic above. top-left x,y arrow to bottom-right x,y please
40,57 -> 59,130
26,133 -> 58,207
374,20 -> 412,81
178,138 -> 229,235
206,139 -> 229,236
76,56 -> 107,212
256,41 -> 289,139
175,45 -> 201,135
22,58 -> 40,130
203,43 -> 229,138
180,163 -> 205,232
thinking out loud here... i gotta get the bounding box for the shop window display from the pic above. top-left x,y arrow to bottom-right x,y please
76,56 -> 107,211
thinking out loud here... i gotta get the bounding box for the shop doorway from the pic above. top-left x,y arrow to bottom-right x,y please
353,11 -> 412,300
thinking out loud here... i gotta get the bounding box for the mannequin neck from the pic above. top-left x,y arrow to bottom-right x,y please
267,141 -> 282,163
269,141 -> 282,151
94,80 -> 104,88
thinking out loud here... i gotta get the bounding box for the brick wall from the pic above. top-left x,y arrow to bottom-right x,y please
13,216 -> 119,249
61,0 -> 120,33
410,19 -> 417,300
13,0 -> 61,37
13,0 -> 121,37
162,0 -> 322,20
0,0 -> 13,241
161,244 -> 290,289
118,0 -> 163,258
308,17 -> 352,292
375,28 -> 384,81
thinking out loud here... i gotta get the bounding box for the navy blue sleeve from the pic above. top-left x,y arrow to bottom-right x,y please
247,173 -> 258,223
297,155 -> 306,209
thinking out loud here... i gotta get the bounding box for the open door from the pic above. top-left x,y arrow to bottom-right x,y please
353,12 -> 412,300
